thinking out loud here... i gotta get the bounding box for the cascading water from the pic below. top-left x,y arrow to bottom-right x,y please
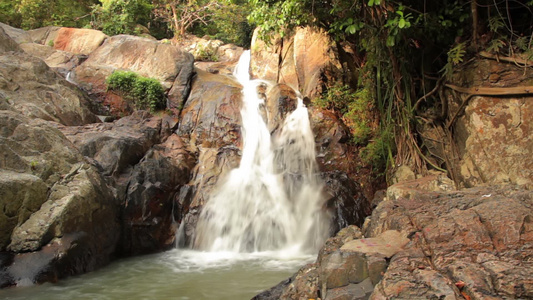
194,50 -> 330,253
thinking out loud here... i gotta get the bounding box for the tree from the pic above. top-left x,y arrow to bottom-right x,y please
90,0 -> 153,36
152,0 -> 221,38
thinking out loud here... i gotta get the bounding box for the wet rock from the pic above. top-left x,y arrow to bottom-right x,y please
322,171 -> 369,233
176,68 -> 242,149
120,134 -> 194,255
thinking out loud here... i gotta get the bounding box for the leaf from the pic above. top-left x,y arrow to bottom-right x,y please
399,18 -> 406,28
347,24 -> 356,34
368,0 -> 375,6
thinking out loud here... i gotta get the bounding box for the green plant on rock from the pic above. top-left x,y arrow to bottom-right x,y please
195,44 -> 219,62
317,84 -> 376,145
106,70 -> 165,112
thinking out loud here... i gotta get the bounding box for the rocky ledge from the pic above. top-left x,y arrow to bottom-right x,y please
256,175 -> 533,299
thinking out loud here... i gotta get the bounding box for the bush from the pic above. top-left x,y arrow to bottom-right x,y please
106,70 -> 165,112
316,84 -> 375,145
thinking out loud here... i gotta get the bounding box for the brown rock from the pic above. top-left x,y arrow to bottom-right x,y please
53,27 -> 108,55
74,34 -> 194,108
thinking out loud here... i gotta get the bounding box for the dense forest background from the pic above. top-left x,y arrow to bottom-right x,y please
1,0 -> 532,179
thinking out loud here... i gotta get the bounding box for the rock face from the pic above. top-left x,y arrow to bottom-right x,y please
0,111 -> 119,287
74,35 -> 195,108
257,175 -> 533,299
174,69 -> 243,245
424,58 -> 533,188
57,111 -> 195,255
52,27 -> 108,55
250,26 -> 343,100
0,50 -> 98,125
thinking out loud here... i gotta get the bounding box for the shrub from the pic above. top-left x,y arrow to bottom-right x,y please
106,70 -> 165,112
316,84 -> 375,145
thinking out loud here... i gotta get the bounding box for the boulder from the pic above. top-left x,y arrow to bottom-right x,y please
432,58 -> 533,188
250,26 -> 343,100
0,22 -> 31,44
176,68 -> 242,149
0,50 -> 98,125
0,111 -> 119,286
19,43 -> 86,74
0,25 -> 21,53
174,68 -> 244,245
27,26 -> 61,46
57,111 -> 195,255
52,27 -> 107,55
366,180 -> 533,299
256,176 -> 533,299
58,111 -> 164,177
120,134 -> 195,255
74,34 -> 194,108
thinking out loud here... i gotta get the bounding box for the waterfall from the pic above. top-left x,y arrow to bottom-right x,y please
193,50 -> 329,253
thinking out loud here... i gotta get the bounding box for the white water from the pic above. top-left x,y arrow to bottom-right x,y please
193,50 -> 329,254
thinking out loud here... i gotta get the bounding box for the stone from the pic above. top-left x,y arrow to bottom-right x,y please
444,59 -> 533,188
391,165 -> 415,184
0,171 -> 48,250
0,51 -> 98,125
58,111 -> 163,177
52,27 -> 108,55
0,25 -> 22,53
19,43 -> 84,74
74,34 -> 194,110
0,22 -> 31,45
340,230 -> 409,258
250,26 -> 343,100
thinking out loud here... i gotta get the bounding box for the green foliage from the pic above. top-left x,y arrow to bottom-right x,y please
15,0 -> 96,29
106,70 -> 165,112
90,0 -> 152,36
194,44 -> 219,61
317,84 -> 375,145
360,126 -> 393,171
191,0 -> 253,47
0,0 -> 22,28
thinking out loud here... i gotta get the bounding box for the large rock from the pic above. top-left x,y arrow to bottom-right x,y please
256,176 -> 533,299
52,27 -> 107,55
58,111 -> 164,177
0,23 -> 31,45
175,69 -> 243,245
0,111 -> 119,286
120,134 -> 194,255
366,180 -> 533,299
428,58 -> 533,188
19,43 -> 85,74
0,50 -> 98,125
74,34 -> 194,110
250,26 -> 343,100
58,111 -> 195,255
0,25 -> 22,53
